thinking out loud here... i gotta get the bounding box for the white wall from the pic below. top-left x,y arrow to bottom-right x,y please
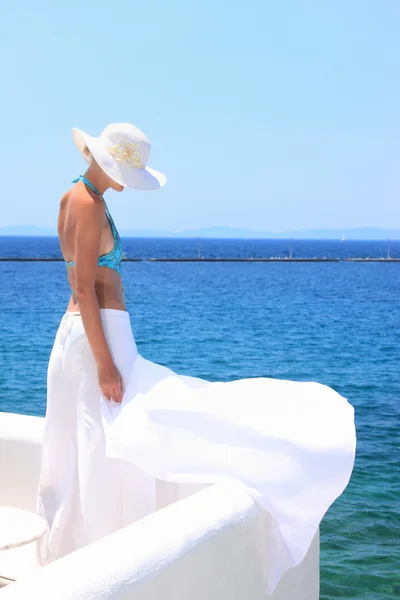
0,411 -> 208,512
0,412 -> 44,511
0,412 -> 319,600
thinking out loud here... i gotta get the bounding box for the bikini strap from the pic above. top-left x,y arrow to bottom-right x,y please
72,175 -> 103,199
72,175 -> 117,236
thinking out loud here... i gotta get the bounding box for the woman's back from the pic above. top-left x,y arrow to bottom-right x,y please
58,182 -> 126,312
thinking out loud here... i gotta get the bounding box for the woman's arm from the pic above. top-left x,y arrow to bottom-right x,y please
73,191 -> 123,403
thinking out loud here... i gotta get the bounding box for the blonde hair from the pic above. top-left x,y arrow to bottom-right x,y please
83,145 -> 95,164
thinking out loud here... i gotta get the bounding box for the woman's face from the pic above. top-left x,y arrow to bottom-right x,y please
101,169 -> 124,192
107,177 -> 124,193
91,158 -> 125,193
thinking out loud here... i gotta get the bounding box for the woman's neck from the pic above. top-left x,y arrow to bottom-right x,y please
83,166 -> 110,197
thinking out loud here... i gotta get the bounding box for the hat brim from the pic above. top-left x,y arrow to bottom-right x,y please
72,127 -> 167,191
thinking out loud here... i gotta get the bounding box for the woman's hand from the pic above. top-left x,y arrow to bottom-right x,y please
98,360 -> 124,403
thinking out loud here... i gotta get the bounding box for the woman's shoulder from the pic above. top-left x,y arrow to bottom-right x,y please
61,185 -> 105,217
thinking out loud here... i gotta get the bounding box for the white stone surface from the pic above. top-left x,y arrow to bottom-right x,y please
0,543 -> 40,584
0,411 -> 319,599
0,507 -> 46,551
0,412 -> 44,512
0,482 -> 319,600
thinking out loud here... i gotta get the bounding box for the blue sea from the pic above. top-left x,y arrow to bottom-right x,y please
0,236 -> 399,600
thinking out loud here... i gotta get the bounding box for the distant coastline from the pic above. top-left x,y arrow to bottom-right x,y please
0,225 -> 398,240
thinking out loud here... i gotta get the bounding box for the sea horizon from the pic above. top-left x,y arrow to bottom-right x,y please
0,225 -> 399,240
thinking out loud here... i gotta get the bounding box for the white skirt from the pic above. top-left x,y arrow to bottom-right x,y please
37,308 -> 356,593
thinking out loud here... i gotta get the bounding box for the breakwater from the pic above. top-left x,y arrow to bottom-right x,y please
0,257 -> 399,263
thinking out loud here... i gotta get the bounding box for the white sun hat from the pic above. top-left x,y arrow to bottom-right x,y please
72,123 -> 167,190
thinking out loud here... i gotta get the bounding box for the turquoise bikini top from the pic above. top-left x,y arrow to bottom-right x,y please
65,175 -> 123,275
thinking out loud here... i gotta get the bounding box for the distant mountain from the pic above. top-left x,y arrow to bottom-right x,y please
120,228 -> 181,237
0,225 -> 399,240
169,226 -> 400,239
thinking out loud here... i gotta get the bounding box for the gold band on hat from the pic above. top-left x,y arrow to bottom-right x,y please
107,141 -> 145,169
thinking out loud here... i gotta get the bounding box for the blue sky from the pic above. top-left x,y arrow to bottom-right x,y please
1,0 -> 399,233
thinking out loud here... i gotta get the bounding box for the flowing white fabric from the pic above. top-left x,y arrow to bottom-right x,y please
38,308 -> 356,594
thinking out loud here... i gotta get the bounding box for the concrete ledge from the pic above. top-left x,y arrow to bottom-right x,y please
0,411 -> 319,599
0,481 -> 318,600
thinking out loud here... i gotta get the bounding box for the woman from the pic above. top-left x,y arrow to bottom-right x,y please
36,123 -> 166,566
37,122 -> 356,593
